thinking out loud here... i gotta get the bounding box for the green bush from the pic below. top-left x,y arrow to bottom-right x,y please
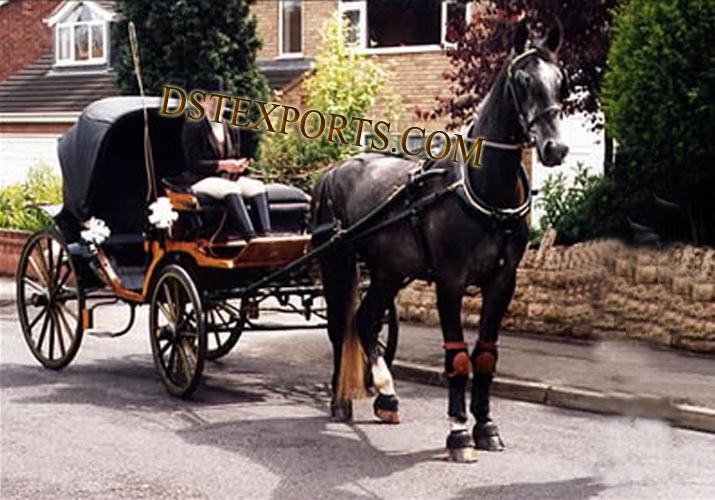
602,0 -> 715,244
0,164 -> 63,231
538,164 -> 624,244
255,16 -> 400,192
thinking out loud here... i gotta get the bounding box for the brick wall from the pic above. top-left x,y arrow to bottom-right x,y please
398,232 -> 715,353
0,0 -> 60,82
253,0 -> 453,131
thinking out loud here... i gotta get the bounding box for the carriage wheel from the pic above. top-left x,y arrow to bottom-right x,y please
149,265 -> 206,398
204,300 -> 244,360
378,301 -> 399,368
16,229 -> 84,370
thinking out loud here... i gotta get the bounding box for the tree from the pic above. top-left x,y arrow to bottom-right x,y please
421,1 -> 619,171
256,16 -> 400,191
113,0 -> 269,155
603,0 -> 715,244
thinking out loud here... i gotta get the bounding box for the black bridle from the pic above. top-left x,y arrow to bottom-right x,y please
505,48 -> 565,146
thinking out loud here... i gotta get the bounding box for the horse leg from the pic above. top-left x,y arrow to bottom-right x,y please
355,272 -> 403,424
470,274 -> 515,451
436,282 -> 477,462
320,251 -> 358,421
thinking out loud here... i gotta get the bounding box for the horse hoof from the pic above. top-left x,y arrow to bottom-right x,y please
373,394 -> 401,424
473,421 -> 504,451
446,430 -> 477,463
331,399 -> 353,422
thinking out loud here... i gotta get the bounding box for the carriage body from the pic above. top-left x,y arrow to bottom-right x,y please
15,97 -> 399,397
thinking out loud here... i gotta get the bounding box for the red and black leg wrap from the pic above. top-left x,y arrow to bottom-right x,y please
444,342 -> 470,422
471,341 -> 498,423
472,340 -> 498,375
444,342 -> 471,378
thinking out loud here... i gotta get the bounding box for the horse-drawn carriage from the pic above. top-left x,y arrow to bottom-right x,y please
15,96 -> 398,398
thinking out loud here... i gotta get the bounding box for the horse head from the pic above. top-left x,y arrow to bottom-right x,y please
508,22 -> 569,166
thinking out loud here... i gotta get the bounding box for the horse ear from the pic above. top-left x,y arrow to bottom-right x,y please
545,24 -> 562,53
513,21 -> 528,54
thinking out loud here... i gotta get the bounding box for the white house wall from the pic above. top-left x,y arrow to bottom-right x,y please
0,133 -> 62,186
531,112 -> 605,227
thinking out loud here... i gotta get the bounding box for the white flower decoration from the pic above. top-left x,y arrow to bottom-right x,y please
148,197 -> 179,229
81,217 -> 111,245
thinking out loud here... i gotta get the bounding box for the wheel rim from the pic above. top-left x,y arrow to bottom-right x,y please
205,301 -> 243,360
17,231 -> 82,369
150,268 -> 204,396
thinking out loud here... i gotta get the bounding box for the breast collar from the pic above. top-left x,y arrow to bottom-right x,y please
447,121 -> 531,224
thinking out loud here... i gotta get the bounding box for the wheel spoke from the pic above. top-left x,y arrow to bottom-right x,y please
177,342 -> 193,385
48,309 -> 56,361
23,276 -> 45,294
36,310 -> 51,353
159,339 -> 172,356
52,308 -> 67,357
56,304 -> 76,344
157,301 -> 175,324
29,305 -> 49,329
55,264 -> 72,292
58,301 -> 79,321
45,238 -> 55,287
28,253 -> 49,287
51,248 -> 65,289
162,285 -> 176,322
167,343 -> 177,377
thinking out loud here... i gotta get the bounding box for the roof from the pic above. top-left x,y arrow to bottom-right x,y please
0,53 -> 117,114
258,57 -> 313,91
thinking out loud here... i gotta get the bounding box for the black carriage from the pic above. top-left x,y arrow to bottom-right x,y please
15,97 -> 398,397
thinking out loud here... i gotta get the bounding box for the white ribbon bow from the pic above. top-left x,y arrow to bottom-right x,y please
80,217 -> 111,245
148,197 -> 179,229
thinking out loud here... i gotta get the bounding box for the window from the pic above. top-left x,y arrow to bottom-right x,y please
339,0 -> 469,52
53,3 -> 108,66
280,0 -> 302,56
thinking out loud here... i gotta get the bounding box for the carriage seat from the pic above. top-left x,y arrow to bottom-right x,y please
160,177 -> 311,234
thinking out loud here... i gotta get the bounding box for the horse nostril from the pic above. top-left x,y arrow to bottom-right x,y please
544,141 -> 568,162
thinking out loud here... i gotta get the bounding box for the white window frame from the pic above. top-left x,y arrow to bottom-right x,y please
278,0 -> 304,58
339,0 -> 470,54
55,19 -> 108,67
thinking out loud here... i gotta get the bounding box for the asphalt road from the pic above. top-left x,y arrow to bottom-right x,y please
2,300 -> 714,500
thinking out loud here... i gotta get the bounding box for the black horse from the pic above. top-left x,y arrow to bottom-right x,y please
312,23 -> 569,461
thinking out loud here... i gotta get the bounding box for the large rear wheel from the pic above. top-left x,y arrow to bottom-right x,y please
16,229 -> 84,369
149,265 -> 206,398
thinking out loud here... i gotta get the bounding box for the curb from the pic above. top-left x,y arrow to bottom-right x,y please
391,360 -> 715,435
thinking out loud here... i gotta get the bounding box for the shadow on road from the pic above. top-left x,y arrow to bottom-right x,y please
178,414 -> 442,500
456,476 -> 606,500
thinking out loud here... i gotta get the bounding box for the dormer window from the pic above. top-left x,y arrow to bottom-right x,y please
48,2 -> 114,68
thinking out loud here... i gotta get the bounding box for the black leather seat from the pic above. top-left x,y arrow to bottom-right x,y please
160,177 -> 311,234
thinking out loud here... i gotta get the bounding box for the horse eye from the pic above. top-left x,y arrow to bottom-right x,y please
515,69 -> 530,88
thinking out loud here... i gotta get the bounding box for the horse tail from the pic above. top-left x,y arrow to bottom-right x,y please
313,165 -> 367,401
337,269 -> 367,401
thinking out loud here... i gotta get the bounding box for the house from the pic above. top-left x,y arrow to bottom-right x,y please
250,0 -> 604,223
0,0 -> 118,185
252,0 -> 464,133
0,0 -> 602,224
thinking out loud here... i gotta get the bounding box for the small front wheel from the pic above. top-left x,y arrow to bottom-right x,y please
149,265 -> 206,398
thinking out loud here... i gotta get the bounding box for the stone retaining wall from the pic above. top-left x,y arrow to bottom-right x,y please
398,231 -> 715,353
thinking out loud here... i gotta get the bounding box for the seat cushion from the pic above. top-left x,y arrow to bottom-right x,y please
266,183 -> 311,204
